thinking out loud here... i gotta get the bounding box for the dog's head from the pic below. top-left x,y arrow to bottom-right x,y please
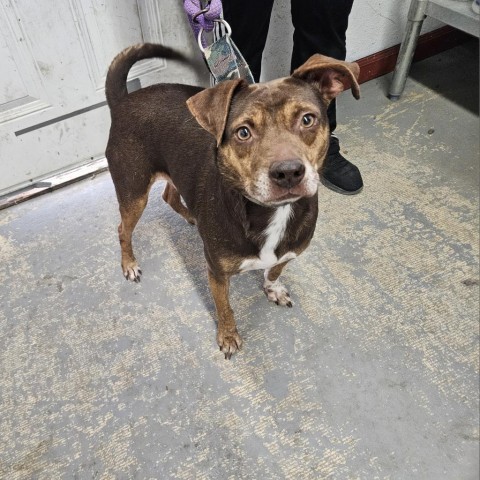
187,54 -> 360,206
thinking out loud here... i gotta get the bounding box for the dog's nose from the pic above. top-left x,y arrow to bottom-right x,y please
269,160 -> 306,189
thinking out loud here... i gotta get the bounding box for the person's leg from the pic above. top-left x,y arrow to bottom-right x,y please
291,0 -> 352,66
291,0 -> 363,195
222,0 -> 275,82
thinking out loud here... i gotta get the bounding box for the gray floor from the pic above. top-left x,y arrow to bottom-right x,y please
0,41 -> 478,479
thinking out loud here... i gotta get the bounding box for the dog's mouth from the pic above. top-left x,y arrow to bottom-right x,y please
247,166 -> 319,206
270,190 -> 303,204
246,183 -> 317,207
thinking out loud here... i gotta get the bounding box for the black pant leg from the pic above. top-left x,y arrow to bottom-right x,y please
222,0 -> 275,82
291,0 -> 353,68
291,0 -> 354,133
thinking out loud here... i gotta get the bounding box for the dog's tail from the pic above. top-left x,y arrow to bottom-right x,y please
105,43 -> 189,108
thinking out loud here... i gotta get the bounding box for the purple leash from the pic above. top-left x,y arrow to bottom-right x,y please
184,0 -> 223,48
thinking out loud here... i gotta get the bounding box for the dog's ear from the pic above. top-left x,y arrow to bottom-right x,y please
187,79 -> 245,146
292,54 -> 360,101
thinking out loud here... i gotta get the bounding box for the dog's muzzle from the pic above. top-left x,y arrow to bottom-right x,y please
246,159 -> 319,206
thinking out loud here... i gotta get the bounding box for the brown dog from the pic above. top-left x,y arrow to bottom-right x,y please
105,44 -> 360,359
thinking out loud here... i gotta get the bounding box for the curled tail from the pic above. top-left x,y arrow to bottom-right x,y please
105,43 -> 188,108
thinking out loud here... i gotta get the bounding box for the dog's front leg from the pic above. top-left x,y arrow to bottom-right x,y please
207,270 -> 243,359
263,261 -> 293,307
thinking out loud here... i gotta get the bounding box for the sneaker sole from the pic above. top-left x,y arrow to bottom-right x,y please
320,175 -> 363,196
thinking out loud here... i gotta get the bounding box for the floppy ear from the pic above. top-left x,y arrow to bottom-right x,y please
186,79 -> 246,146
292,54 -> 360,101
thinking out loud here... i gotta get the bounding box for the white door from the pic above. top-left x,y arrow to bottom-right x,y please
0,0 -> 206,196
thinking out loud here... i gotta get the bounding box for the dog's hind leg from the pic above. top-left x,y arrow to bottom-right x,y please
118,195 -> 148,282
263,261 -> 293,307
162,182 -> 196,225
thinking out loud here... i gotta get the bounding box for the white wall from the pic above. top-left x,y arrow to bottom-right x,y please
261,0 -> 443,80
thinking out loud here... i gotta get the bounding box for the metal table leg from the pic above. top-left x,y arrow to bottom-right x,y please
388,0 -> 429,100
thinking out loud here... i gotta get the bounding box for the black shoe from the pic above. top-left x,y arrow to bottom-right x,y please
320,136 -> 363,195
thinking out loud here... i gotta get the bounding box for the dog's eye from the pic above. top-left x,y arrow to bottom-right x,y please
301,114 -> 316,128
236,127 -> 251,140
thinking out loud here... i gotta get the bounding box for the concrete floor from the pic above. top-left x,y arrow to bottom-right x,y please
0,41 -> 478,479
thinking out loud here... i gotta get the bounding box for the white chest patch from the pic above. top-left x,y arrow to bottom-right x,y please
240,204 -> 297,272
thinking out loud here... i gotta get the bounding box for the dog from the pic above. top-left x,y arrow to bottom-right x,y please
105,43 -> 360,359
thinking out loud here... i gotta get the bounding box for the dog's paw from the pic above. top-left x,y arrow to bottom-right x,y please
263,280 -> 293,307
122,262 -> 142,283
217,329 -> 243,360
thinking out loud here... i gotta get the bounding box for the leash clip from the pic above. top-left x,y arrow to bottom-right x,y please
197,18 -> 231,53
198,19 -> 254,84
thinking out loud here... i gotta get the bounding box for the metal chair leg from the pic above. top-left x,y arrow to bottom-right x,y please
388,0 -> 428,100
